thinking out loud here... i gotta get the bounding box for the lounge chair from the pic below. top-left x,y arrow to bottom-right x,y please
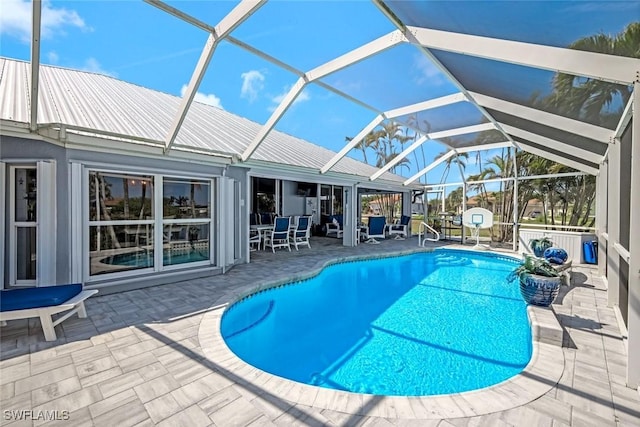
264,216 -> 291,253
387,215 -> 411,240
0,284 -> 98,341
290,216 -> 312,250
363,216 -> 386,244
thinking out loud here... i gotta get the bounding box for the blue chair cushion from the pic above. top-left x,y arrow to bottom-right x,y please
1,284 -> 82,312
544,247 -> 568,265
329,215 -> 343,227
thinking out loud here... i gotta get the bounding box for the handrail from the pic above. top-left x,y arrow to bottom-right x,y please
613,242 -> 631,264
418,222 -> 440,246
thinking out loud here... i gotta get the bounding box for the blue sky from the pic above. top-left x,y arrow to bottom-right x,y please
1,0 -> 637,188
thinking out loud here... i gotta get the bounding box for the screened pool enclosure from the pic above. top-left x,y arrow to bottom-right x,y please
0,0 -> 638,389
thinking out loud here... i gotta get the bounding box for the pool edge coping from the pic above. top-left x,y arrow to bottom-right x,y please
198,248 -> 565,419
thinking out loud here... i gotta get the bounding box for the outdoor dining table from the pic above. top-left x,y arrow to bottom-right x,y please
250,224 -> 273,250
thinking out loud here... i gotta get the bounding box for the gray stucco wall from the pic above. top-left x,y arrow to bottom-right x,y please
1,135 -> 245,288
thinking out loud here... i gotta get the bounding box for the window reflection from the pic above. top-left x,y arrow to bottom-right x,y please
15,168 -> 37,222
163,179 -> 210,219
16,227 -> 36,280
89,225 -> 154,275
163,222 -> 210,266
89,172 -> 153,221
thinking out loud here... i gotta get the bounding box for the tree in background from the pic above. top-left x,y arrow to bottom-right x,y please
537,22 -> 639,128
347,122 -> 413,220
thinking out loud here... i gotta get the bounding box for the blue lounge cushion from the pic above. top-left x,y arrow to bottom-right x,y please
1,284 -> 82,312
544,247 -> 568,265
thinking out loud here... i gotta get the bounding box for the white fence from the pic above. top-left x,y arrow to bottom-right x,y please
518,228 -> 597,264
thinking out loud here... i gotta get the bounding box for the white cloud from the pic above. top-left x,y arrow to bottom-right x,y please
47,51 -> 59,64
413,54 -> 446,86
0,0 -> 88,43
180,84 -> 223,109
268,85 -> 311,112
240,70 -> 265,103
81,58 -> 117,77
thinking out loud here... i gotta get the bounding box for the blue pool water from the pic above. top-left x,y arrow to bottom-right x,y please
221,250 -> 532,396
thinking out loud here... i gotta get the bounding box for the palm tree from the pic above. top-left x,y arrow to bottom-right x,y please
434,145 -> 469,184
345,129 -> 382,165
542,22 -> 640,127
406,114 -> 432,181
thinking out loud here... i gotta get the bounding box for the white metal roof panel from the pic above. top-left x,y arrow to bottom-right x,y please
0,58 -> 405,184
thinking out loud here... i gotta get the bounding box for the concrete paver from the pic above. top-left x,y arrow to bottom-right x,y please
1,238 -> 639,426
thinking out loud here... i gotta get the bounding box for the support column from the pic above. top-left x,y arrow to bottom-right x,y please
402,191 -> 413,236
342,185 -> 357,247
607,138 -> 621,308
513,149 -> 519,252
0,162 -> 5,289
461,182 -> 467,244
596,160 -> 609,278
626,81 -> 639,388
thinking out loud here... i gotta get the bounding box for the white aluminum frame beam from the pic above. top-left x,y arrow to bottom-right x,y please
626,81 -> 640,388
455,141 -> 513,154
370,123 -> 495,181
320,115 -> 385,173
469,92 -> 613,143
370,135 -> 428,181
372,0 -> 516,148
241,30 -> 405,161
404,150 -> 456,185
385,92 -> 466,118
322,93 -> 467,174
615,96 -> 634,139
409,26 -> 638,85
515,141 -> 598,175
501,124 -> 604,164
150,0 -> 266,154
30,0 -> 42,131
429,122 -> 495,140
305,30 -> 406,81
226,36 -> 382,115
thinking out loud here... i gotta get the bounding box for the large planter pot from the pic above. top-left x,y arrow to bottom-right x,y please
519,274 -> 561,306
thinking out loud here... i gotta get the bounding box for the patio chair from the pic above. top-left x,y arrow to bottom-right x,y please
388,215 -> 411,240
0,284 -> 98,341
325,214 -> 344,238
363,216 -> 386,244
249,229 -> 261,251
249,212 -> 261,226
264,216 -> 291,253
290,216 -> 312,250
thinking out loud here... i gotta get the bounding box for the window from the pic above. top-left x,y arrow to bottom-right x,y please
12,167 -> 37,282
89,172 -> 154,276
320,185 -> 343,216
162,178 -> 211,267
88,171 -> 214,277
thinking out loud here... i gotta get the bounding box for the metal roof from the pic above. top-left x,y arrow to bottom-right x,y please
2,1 -> 637,186
0,57 -> 407,186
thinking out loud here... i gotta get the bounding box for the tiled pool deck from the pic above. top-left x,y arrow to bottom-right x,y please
1,237 -> 639,426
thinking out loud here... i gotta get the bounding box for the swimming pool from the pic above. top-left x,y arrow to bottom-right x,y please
221,249 -> 532,396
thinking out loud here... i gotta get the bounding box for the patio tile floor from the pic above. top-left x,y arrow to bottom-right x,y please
1,237 -> 639,426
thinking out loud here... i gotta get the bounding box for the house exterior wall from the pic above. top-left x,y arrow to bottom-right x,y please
1,136 -> 248,292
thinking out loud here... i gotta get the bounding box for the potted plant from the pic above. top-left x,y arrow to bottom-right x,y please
529,236 -> 553,257
508,254 -> 561,306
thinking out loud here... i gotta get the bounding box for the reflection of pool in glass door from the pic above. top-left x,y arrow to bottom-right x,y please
11,167 -> 37,284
